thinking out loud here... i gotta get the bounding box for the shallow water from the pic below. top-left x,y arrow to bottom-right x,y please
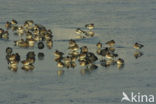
0,0 -> 156,104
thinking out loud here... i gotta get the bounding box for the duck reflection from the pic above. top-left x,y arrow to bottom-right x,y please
80,64 -> 98,75
117,64 -> 124,69
38,52 -> 45,60
57,69 -> 64,77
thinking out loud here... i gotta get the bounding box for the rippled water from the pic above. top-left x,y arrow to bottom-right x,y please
0,0 -> 156,104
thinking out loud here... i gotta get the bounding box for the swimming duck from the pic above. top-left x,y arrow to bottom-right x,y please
26,31 -> 33,40
57,61 -> 64,68
1,31 -> 9,40
8,61 -> 18,72
68,51 -> 79,57
75,28 -> 85,34
68,44 -> 79,51
85,31 -> 95,37
54,50 -> 64,58
26,51 -> 35,59
105,52 -> 118,59
63,56 -> 71,64
71,62 -> 77,68
5,21 -> 11,29
85,23 -> 94,30
46,39 -> 53,49
27,38 -> 35,47
11,19 -> 18,25
15,40 -> 29,48
96,41 -> 102,49
22,64 -> 34,71
79,60 -> 88,66
79,53 -> 87,61
6,53 -> 20,64
0,28 -> 4,35
96,48 -> 101,55
105,40 -> 115,47
21,58 -> 35,65
133,42 -> 144,49
99,47 -> 109,56
69,39 -> 77,47
80,46 -> 88,53
17,26 -> 25,36
11,25 -> 18,31
116,58 -> 124,65
134,51 -> 143,59
87,52 -> 98,63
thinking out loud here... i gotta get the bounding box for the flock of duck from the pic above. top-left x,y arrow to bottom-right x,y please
0,20 -> 144,76
1,19 -> 52,72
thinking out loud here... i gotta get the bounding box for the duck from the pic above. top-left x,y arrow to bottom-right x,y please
26,51 -> 35,59
116,58 -> 124,65
46,39 -> 53,49
17,26 -> 25,36
5,21 -> 11,29
99,47 -> 109,56
85,31 -> 95,37
57,61 -> 64,68
15,40 -> 29,48
54,50 -> 64,58
11,25 -> 18,31
75,28 -> 85,34
105,40 -> 115,47
0,28 -> 4,35
1,31 -> 9,40
8,61 -> 18,72
68,51 -> 79,57
71,62 -> 76,68
79,60 -> 88,66
26,31 -> 33,40
134,51 -> 143,59
85,23 -> 94,30
21,58 -> 35,65
69,39 -> 77,47
22,64 -> 34,71
27,38 -> 35,47
78,53 -> 87,61
11,19 -> 18,25
63,56 -> 71,64
87,52 -> 98,63
6,53 -> 20,63
80,46 -> 88,53
96,48 -> 101,55
133,42 -> 144,49
45,33 -> 53,41
96,41 -> 102,49
68,44 -> 79,51
75,35 -> 86,39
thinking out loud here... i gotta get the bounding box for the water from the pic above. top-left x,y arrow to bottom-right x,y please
0,0 -> 156,104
